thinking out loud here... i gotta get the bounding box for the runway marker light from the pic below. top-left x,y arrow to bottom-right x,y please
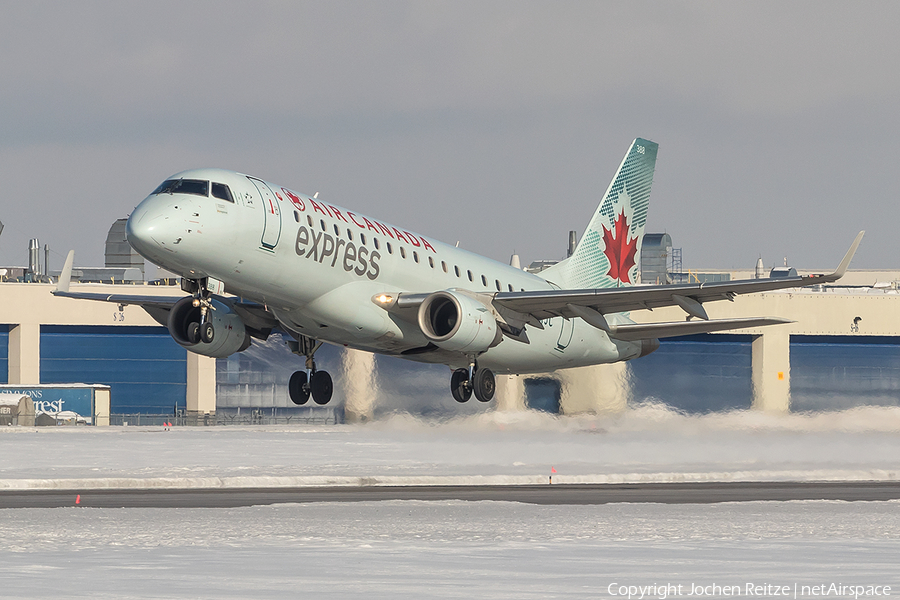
75,494 -> 81,505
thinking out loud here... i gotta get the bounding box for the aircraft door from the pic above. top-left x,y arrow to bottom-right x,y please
249,177 -> 281,250
555,316 -> 574,351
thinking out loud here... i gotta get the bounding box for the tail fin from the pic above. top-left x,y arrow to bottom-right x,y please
541,138 -> 658,289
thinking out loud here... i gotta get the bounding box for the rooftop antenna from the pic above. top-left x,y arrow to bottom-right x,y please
0,220 -> 4,239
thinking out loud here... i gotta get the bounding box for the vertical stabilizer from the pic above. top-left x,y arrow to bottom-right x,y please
541,138 -> 658,289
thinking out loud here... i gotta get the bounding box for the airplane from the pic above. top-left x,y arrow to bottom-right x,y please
53,138 -> 864,406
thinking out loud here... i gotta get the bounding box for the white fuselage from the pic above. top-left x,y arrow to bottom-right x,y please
126,168 -> 642,374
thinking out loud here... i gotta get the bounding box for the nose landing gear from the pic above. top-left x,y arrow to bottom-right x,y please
450,363 -> 495,403
287,335 -> 333,405
183,279 -> 216,344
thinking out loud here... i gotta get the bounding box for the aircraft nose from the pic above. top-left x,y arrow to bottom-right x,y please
126,196 -> 177,261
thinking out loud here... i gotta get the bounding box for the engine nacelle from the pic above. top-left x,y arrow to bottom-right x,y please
417,290 -> 502,354
167,297 -> 252,358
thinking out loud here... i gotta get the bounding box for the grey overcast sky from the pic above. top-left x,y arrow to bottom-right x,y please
1,1 -> 897,273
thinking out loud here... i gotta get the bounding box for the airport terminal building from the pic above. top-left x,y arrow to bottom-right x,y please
3,271 -> 900,423
3,223 -> 900,422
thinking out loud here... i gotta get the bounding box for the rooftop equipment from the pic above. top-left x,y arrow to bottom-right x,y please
641,233 -> 673,284
28,238 -> 40,277
105,218 -> 145,274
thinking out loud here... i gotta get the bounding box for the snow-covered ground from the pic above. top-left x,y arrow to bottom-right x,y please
2,405 -> 900,487
1,500 -> 898,599
3,406 -> 900,598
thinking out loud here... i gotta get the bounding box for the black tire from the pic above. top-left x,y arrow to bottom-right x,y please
473,368 -> 495,402
187,322 -> 201,344
310,370 -> 333,405
450,368 -> 472,403
289,371 -> 310,405
200,321 -> 215,344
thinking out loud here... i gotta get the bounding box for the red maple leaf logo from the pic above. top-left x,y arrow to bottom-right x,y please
601,210 -> 638,284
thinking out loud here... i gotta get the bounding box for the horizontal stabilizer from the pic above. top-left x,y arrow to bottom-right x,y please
611,317 -> 792,341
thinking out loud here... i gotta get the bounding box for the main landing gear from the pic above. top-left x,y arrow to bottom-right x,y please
287,335 -> 333,405
450,363 -> 495,403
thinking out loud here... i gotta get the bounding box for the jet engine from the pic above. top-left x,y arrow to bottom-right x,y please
167,296 -> 252,358
417,290 -> 502,354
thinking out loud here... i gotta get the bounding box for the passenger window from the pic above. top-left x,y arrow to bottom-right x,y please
413,251 -> 419,263
374,238 -> 380,250
334,224 -> 340,236
361,234 -> 367,245
386,242 -> 393,254
442,261 -> 448,273
347,229 -> 353,241
320,220 -> 326,231
400,247 -> 406,259
307,215 -> 314,227
428,256 -> 434,268
495,280 -> 501,291
508,284 -> 513,292
454,266 -> 460,277
467,270 -> 473,282
293,211 -> 300,223
481,275 -> 487,286
211,182 -> 234,202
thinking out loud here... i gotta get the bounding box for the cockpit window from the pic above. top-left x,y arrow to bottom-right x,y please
211,182 -> 234,202
152,179 -> 209,197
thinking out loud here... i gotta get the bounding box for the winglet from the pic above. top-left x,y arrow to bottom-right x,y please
56,250 -> 75,293
830,231 -> 865,280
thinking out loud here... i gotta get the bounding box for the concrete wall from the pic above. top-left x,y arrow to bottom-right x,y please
631,290 -> 900,412
505,289 -> 900,415
6,281 -> 900,418
1,283 -> 216,418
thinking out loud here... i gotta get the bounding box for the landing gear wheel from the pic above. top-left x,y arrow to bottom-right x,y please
310,370 -> 333,405
473,368 -> 495,402
200,322 -> 215,344
289,371 -> 310,405
187,322 -> 201,344
451,368 -> 472,403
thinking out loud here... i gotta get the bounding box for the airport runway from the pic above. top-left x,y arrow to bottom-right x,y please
2,480 -> 900,508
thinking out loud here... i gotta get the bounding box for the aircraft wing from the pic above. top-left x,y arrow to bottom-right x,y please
489,231 -> 864,327
608,317 -> 792,341
388,231 -> 862,340
52,289 -> 184,308
51,251 -> 279,335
